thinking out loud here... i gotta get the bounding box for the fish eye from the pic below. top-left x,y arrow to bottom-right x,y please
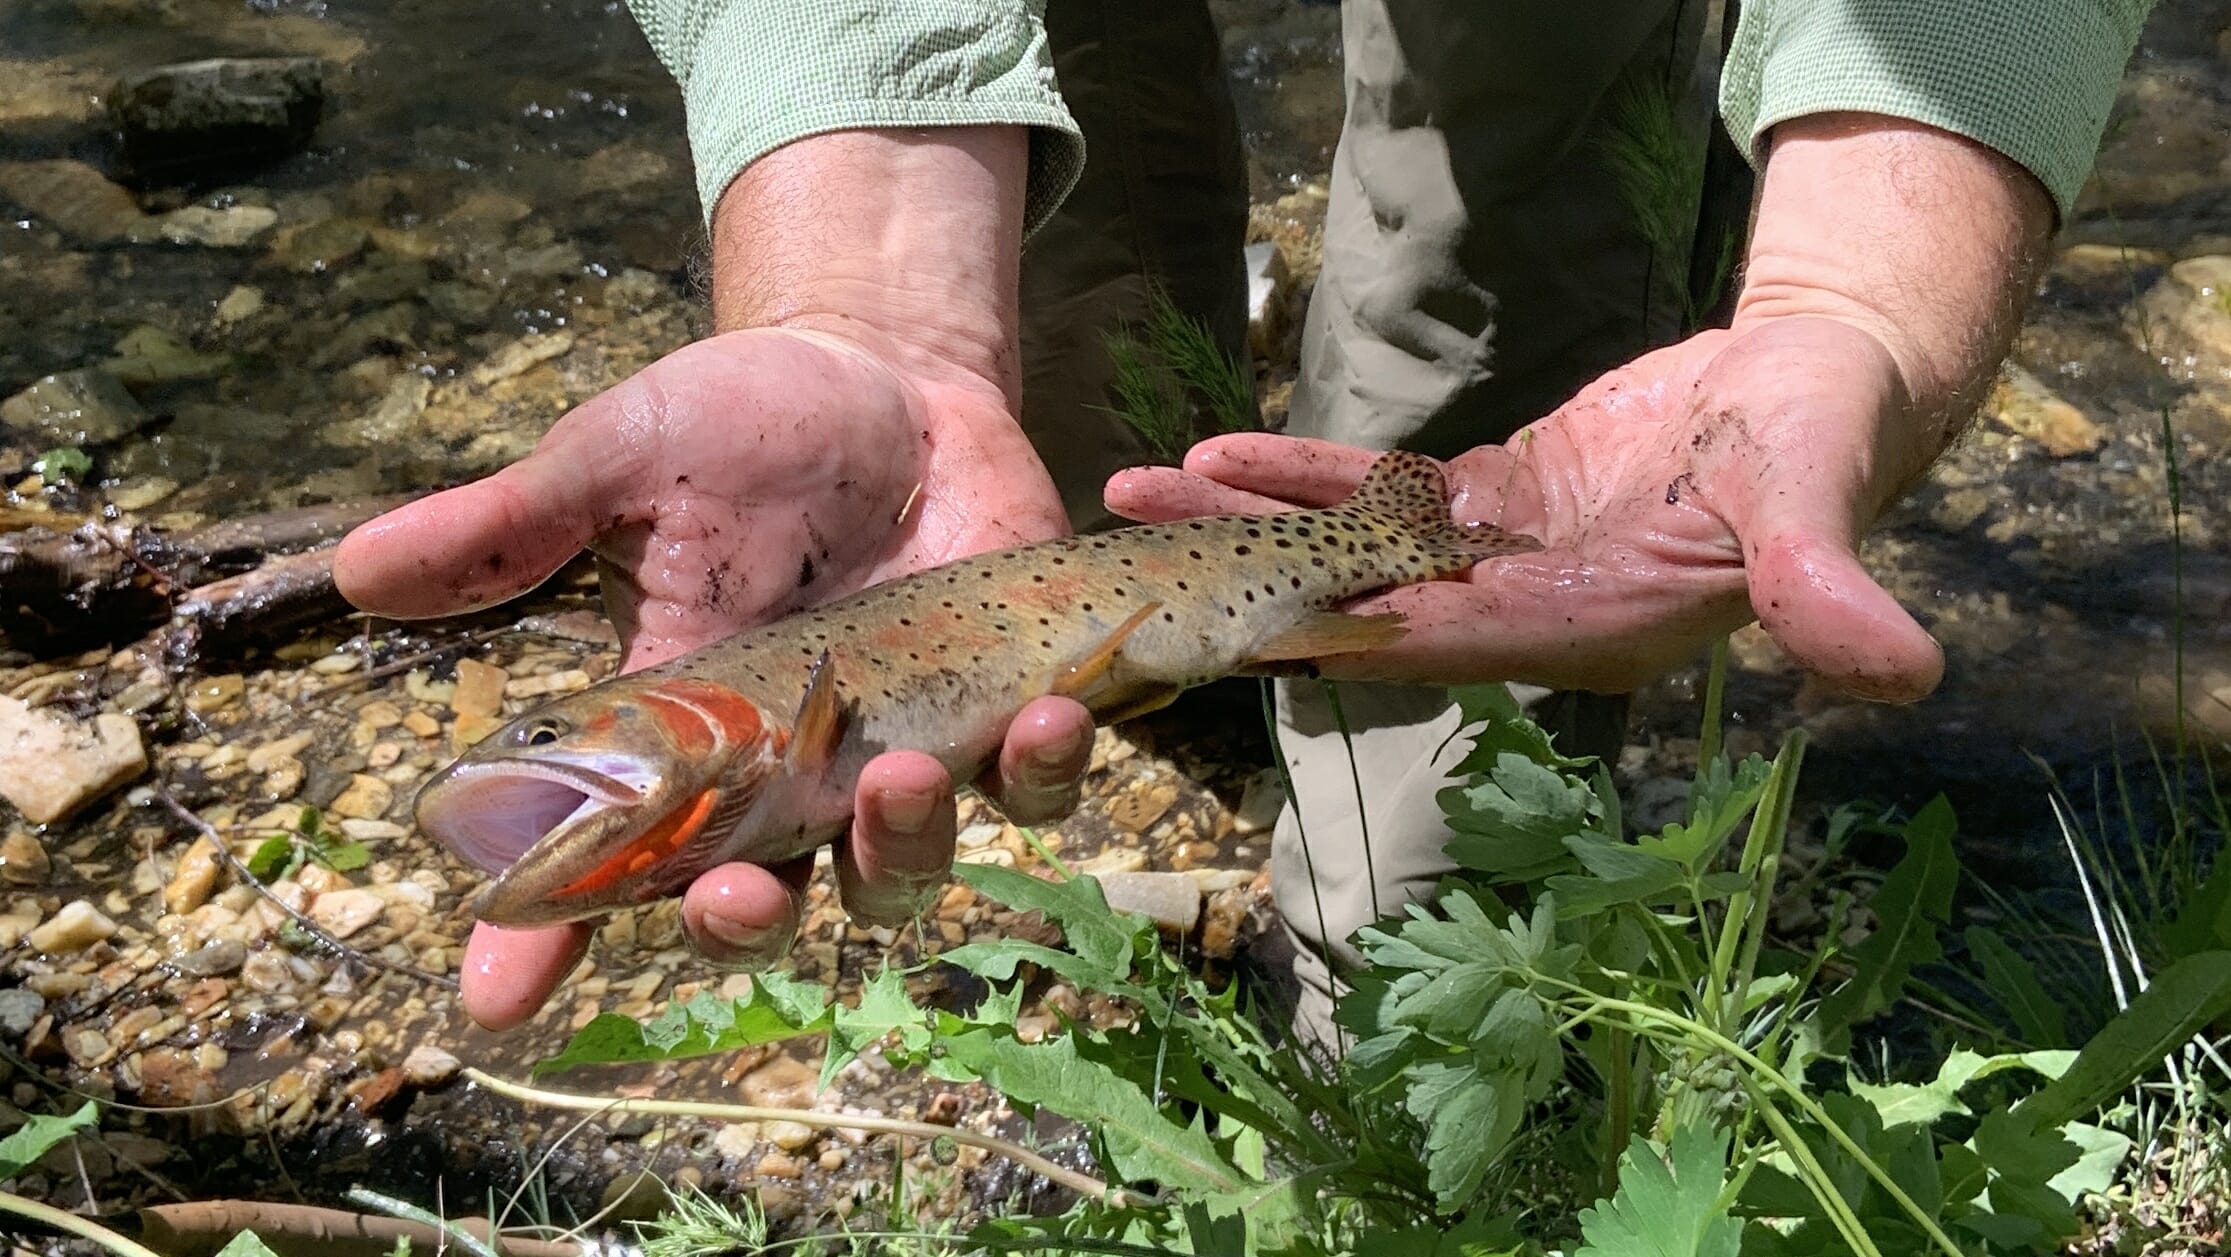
519,719 -> 568,746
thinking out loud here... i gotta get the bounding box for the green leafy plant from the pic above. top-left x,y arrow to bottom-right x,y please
1101,282 -> 1259,463
30,446 -> 91,484
245,805 -> 371,882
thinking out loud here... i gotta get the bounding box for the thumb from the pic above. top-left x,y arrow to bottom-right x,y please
1737,480 -> 1943,704
334,418 -> 637,620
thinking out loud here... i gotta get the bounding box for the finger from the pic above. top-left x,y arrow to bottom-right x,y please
837,751 -> 959,927
680,859 -> 810,967
1182,433 -> 1383,506
459,920 -> 594,1031
1312,557 -> 1751,693
1104,466 -> 1296,524
975,695 -> 1095,824
332,398 -> 645,620
1745,531 -> 1944,703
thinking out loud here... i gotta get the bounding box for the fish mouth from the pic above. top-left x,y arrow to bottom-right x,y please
415,756 -> 648,875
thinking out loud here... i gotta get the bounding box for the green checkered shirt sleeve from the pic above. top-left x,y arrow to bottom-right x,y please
623,0 -> 1084,235
1720,0 -> 2157,218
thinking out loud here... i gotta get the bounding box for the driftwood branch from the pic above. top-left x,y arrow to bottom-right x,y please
0,494 -> 416,655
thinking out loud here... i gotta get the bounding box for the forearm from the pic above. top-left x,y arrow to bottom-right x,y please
1731,112 -> 2055,440
709,127 -> 1031,406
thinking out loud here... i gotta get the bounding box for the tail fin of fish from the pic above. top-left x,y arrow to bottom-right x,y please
1345,450 -> 1541,566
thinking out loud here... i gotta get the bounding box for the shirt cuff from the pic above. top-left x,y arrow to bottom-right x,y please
1719,0 -> 2154,219
635,1 -> 1085,238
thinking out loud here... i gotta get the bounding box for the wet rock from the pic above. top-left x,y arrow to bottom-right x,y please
65,1026 -> 111,1066
0,159 -> 148,243
271,217 -> 370,273
2137,254 -> 2231,375
307,887 -> 383,938
108,57 -> 325,183
105,325 -> 231,386
0,829 -> 51,885
741,1053 -> 818,1109
452,658 -> 507,720
328,773 -> 392,819
212,284 -> 265,326
29,899 -> 119,952
138,1046 -> 219,1107
0,988 -> 43,1040
1987,365 -> 2107,457
1107,780 -> 1178,831
157,202 -> 278,248
471,331 -> 576,386
1,368 -> 149,446
1247,240 -> 1291,359
349,1066 -> 407,1116
1095,871 -> 1202,934
1231,768 -> 1284,835
765,1119 -> 816,1152
171,938 -> 245,977
0,696 -> 148,824
713,1121 -> 761,1159
400,1043 -> 460,1087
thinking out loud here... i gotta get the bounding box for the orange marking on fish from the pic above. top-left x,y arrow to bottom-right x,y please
639,680 -> 765,754
554,788 -> 718,898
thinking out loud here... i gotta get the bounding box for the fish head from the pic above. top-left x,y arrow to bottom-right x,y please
414,675 -> 783,926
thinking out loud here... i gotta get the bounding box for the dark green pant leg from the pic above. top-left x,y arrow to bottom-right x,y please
1018,0 -> 1249,533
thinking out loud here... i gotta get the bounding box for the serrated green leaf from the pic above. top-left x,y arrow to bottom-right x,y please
935,938 -> 1143,998
928,1023 -> 1243,1192
1410,1064 -> 1521,1208
1448,683 -> 1595,772
823,966 -> 932,1089
1961,1107 -> 2083,1246
2045,1121 -> 2130,1205
2017,950 -> 2231,1128
1576,1123 -> 1740,1257
1638,753 -> 1771,871
245,833 -> 296,881
1965,926 -> 2069,1047
1848,1047 -> 2072,1128
213,1234 -> 284,1257
532,975 -> 834,1076
312,839 -> 372,873
0,1101 -> 97,1179
1816,797 -> 1959,1046
952,863 -> 1147,977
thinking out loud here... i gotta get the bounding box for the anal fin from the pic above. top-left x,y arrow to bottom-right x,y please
1244,611 -> 1408,667
788,648 -> 847,773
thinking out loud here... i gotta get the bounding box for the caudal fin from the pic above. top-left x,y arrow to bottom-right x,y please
1344,450 -> 1541,566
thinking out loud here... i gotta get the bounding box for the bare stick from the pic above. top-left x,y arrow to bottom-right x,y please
0,1190 -> 163,1257
152,791 -> 460,992
464,1067 -> 1137,1206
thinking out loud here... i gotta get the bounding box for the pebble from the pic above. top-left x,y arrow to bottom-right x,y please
470,331 -> 576,386
29,899 -> 119,952
247,732 -> 315,773
239,950 -> 295,993
818,1147 -> 848,1172
1076,847 -> 1149,877
0,988 -> 44,1039
1987,365 -> 2106,457
451,659 -> 507,720
0,367 -> 151,447
1107,781 -> 1178,831
0,159 -> 147,243
401,710 -> 441,738
307,888 -> 383,939
1231,768 -> 1284,835
1095,871 -> 1202,933
328,773 -> 392,819
213,285 -> 266,327
163,838 -> 222,915
171,938 -> 246,977
755,1151 -> 803,1179
741,1054 -> 818,1109
157,203 -> 279,248
0,829 -> 51,885
65,1026 -> 111,1066
400,1043 -> 461,1086
765,1119 -> 816,1152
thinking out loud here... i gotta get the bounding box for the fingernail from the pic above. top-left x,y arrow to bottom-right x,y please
880,788 -> 938,835
699,911 -> 791,958
1024,741 -> 1079,788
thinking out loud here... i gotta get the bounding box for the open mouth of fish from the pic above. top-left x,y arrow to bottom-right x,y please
415,757 -> 651,874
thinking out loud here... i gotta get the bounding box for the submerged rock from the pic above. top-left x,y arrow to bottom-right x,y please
157,202 -> 279,248
1987,365 -> 2107,457
28,899 -> 119,953
0,696 -> 148,825
0,159 -> 148,243
0,367 -> 149,446
108,57 -> 325,183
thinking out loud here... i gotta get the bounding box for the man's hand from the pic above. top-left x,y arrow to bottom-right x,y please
335,128 -> 1093,1030
1108,112 -> 2054,701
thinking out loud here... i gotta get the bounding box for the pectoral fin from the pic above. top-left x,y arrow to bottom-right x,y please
1244,611 -> 1408,667
1052,601 -> 1163,701
788,648 -> 847,773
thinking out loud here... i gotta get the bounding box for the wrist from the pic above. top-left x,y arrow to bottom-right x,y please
708,126 -> 1029,408
1730,112 -> 2054,433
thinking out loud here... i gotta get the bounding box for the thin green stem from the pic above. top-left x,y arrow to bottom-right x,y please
0,1190 -> 165,1257
1319,679 -> 1381,922
1720,730 -> 1808,1042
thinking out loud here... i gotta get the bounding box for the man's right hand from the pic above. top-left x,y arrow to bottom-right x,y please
333,128 -> 1096,1030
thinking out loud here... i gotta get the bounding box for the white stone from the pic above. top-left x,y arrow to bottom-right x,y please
1094,871 -> 1201,933
400,1043 -> 461,1086
306,887 -> 383,939
0,697 -> 147,825
28,899 -> 118,952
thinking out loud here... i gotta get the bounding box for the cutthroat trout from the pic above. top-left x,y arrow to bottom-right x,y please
416,451 -> 1536,927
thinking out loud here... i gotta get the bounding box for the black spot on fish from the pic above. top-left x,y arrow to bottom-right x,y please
798,553 -> 816,587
